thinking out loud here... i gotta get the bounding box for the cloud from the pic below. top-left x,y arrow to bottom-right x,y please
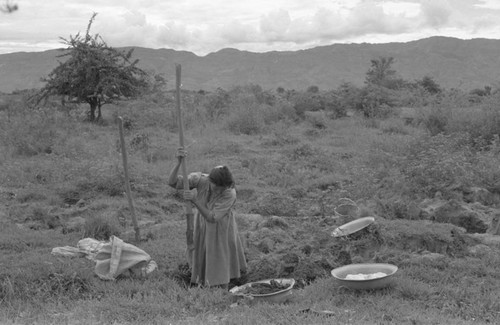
259,9 -> 292,41
346,2 -> 411,35
218,20 -> 257,43
420,0 -> 453,28
121,10 -> 147,27
90,11 -> 156,48
264,2 -> 414,45
1,0 -> 500,55
157,22 -> 193,46
475,0 -> 500,10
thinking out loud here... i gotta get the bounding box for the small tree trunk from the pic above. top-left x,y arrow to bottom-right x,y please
97,104 -> 102,121
89,103 -> 97,122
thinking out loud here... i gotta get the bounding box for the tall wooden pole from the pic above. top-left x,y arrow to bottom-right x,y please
118,116 -> 140,242
176,64 -> 195,262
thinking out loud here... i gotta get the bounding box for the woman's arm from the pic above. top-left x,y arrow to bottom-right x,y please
167,148 -> 185,188
183,189 -> 235,223
189,198 -> 216,223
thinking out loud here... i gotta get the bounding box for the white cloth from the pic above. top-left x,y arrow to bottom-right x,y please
51,236 -> 157,280
51,246 -> 84,258
345,272 -> 387,280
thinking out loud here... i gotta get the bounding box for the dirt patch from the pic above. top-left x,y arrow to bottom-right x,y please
249,193 -> 299,217
378,218 -> 477,256
240,215 -> 477,284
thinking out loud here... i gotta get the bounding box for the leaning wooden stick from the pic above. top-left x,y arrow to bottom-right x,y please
175,64 -> 195,263
118,116 -> 140,243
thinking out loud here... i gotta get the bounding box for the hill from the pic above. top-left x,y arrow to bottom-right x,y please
1,36 -> 500,93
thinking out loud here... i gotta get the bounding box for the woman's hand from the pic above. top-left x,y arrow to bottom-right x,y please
183,189 -> 196,202
176,148 -> 187,163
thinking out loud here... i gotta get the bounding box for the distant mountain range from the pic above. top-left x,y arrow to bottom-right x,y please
1,36 -> 500,93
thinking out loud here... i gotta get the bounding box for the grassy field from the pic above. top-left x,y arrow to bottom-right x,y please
1,88 -> 500,325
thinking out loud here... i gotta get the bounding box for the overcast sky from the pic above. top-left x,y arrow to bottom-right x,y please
1,0 -> 500,55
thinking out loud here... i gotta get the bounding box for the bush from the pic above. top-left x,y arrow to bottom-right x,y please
417,96 -> 500,149
401,133 -> 476,196
423,107 -> 449,136
203,88 -> 231,121
357,85 -> 398,118
379,118 -> 410,135
224,104 -> 264,135
261,101 -> 298,124
446,104 -> 500,149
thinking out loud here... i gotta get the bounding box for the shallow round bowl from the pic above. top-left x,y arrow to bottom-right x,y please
229,278 -> 295,303
331,216 -> 375,237
331,263 -> 398,290
334,204 -> 359,217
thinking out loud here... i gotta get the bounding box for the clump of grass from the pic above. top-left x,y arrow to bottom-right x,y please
76,173 -> 125,198
83,214 -> 122,240
27,204 -> 62,230
379,118 -> 410,135
262,131 -> 300,146
5,113 -> 60,157
395,277 -> 434,301
258,216 -> 290,229
165,262 -> 191,287
56,169 -> 126,206
16,189 -> 47,203
110,100 -> 175,130
0,255 -> 94,306
288,143 -> 317,160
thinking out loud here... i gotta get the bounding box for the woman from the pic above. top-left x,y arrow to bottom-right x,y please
168,148 -> 247,288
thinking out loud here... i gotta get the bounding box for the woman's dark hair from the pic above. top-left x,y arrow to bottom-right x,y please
208,165 -> 234,188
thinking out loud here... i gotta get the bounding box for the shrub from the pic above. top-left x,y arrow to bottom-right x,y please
224,104 -> 264,135
423,107 -> 449,136
401,133 -> 476,196
307,85 -> 319,93
304,111 -> 327,129
130,132 -> 151,152
261,101 -> 298,124
446,105 -> 500,149
417,96 -> 500,149
261,121 -> 299,146
357,85 -> 398,118
203,88 -> 231,121
290,92 -> 321,117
